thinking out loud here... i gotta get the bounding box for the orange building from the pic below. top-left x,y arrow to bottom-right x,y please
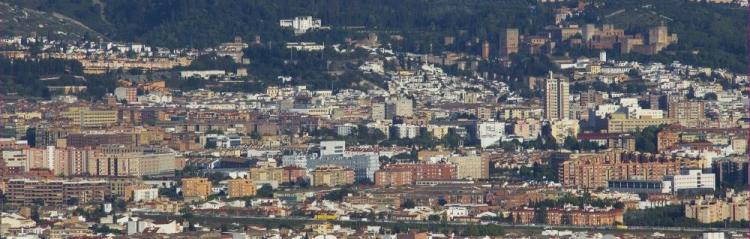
181,177 -> 211,199
558,150 -> 705,189
382,163 -> 457,183
227,178 -> 256,198
657,130 -> 679,152
510,207 -> 624,226
282,165 -> 307,183
374,168 -> 413,187
311,165 -> 355,187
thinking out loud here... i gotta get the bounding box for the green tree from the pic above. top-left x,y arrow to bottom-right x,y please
401,199 -> 416,209
635,126 -> 662,153
256,184 -> 274,198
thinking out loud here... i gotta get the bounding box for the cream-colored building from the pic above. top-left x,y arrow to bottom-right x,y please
447,155 -> 489,179
685,194 -> 748,223
248,166 -> 284,183
550,119 -> 580,144
513,118 -> 542,140
60,107 -> 118,128
607,114 -> 675,133
544,76 -> 570,121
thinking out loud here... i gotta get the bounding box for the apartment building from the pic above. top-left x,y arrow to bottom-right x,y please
447,155 -> 489,179
311,165 -> 355,187
227,178 -> 256,198
6,178 -> 109,206
374,168 -> 413,187
181,177 -> 211,199
558,150 -> 705,189
60,107 -> 118,128
382,163 -> 457,183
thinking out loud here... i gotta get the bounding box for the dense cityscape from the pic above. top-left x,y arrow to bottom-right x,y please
0,0 -> 747,238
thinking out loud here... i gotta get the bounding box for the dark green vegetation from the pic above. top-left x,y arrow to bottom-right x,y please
533,193 -> 624,208
0,58 -> 90,97
0,2 -> 102,40
634,125 -> 661,153
6,0 -> 550,49
0,0 -> 745,98
624,205 -> 748,228
5,0 -> 746,74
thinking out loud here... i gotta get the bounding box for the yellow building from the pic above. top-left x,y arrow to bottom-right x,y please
248,166 -> 284,182
311,165 -> 355,187
425,125 -> 451,139
607,115 -> 675,133
60,107 -> 118,128
227,178 -> 256,198
550,119 -> 580,144
181,177 -> 211,199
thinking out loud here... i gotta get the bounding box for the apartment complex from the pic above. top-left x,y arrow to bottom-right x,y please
510,207 -> 624,226
382,163 -> 457,183
685,192 -> 748,223
248,166 -> 284,183
60,107 -> 118,128
227,178 -> 256,198
374,168 -> 413,187
447,155 -> 489,179
181,177 -> 211,199
558,150 -> 705,189
6,178 -> 109,206
667,99 -> 705,128
311,165 -> 355,187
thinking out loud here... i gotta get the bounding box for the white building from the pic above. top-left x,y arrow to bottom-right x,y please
279,16 -> 323,34
392,124 -> 420,139
336,124 -> 357,136
477,121 -> 505,148
133,188 -> 159,202
444,206 -> 469,220
320,141 -> 345,156
665,169 -> 716,194
180,70 -> 226,79
286,42 -> 325,51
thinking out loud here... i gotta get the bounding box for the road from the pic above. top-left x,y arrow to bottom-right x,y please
133,211 -> 747,235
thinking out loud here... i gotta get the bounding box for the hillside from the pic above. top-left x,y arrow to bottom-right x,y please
0,2 -> 103,40
0,0 -> 746,72
580,0 -> 747,72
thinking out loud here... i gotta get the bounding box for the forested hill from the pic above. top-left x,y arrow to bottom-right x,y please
5,0 -> 550,48
1,0 -> 747,72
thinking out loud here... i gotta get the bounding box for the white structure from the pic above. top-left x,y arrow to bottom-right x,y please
320,141 -> 345,156
392,124 -> 420,139
700,232 -> 725,239
179,70 -> 226,79
279,16 -> 323,34
477,121 -> 505,148
665,169 -> 716,193
444,206 -> 469,220
133,188 -> 159,202
336,124 -> 357,136
286,42 -> 325,51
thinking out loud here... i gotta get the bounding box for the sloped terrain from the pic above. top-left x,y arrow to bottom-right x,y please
0,2 -> 103,40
